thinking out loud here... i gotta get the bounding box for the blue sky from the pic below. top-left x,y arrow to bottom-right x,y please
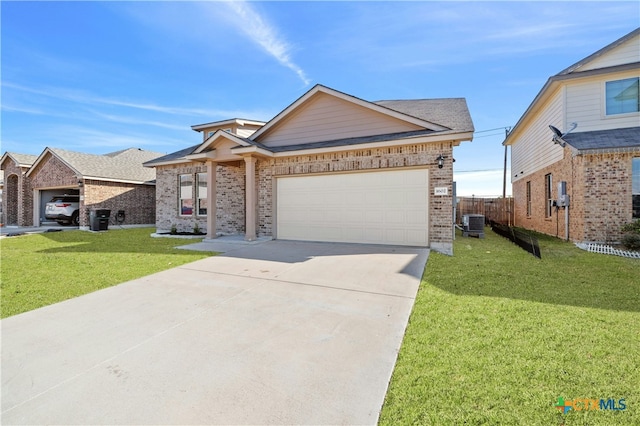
2,1 -> 638,196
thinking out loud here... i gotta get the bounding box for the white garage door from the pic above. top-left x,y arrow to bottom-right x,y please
276,168 -> 429,246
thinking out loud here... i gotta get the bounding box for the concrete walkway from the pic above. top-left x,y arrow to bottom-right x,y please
1,239 -> 428,425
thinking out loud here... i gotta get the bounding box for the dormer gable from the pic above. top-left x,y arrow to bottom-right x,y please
191,118 -> 265,142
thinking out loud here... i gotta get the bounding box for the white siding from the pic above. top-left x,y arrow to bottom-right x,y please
580,35 -> 640,71
565,70 -> 640,132
512,90 -> 565,182
259,92 -> 422,147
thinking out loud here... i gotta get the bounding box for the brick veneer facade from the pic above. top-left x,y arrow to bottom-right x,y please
156,141 -> 455,253
28,154 -> 156,228
513,146 -> 639,243
1,160 -> 33,226
155,162 -> 246,234
82,180 -> 155,227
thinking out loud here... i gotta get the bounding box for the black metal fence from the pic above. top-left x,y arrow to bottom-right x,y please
490,222 -> 541,259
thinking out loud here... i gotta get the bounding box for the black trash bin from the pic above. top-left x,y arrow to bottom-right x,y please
89,209 -> 110,231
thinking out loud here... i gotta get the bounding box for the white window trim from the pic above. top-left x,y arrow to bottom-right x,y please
602,77 -> 640,118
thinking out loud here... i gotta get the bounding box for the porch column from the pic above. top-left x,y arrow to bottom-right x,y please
244,156 -> 257,241
206,160 -> 217,239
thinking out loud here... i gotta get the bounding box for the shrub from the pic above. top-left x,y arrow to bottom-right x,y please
621,219 -> 640,250
170,224 -> 177,235
621,233 -> 640,251
193,223 -> 200,234
621,219 -> 640,234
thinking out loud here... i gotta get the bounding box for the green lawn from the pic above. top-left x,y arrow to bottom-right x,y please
380,228 -> 639,425
0,228 -> 215,318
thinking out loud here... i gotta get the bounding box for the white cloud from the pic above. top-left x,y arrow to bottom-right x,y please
223,1 -> 310,85
2,81 -> 263,119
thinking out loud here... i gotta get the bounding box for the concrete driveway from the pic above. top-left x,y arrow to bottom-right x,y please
1,239 -> 428,425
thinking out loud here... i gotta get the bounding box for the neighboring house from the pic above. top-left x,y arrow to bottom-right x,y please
0,153 -> 38,227
145,84 -> 474,255
1,147 -> 163,228
504,28 -> 640,244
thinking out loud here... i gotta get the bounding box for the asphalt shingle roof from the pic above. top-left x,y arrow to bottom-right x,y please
49,147 -> 164,183
142,144 -> 201,166
4,152 -> 38,167
145,94 -> 474,166
563,127 -> 640,151
375,98 -> 474,132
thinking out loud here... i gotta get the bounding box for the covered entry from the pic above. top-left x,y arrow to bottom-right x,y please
276,168 -> 429,246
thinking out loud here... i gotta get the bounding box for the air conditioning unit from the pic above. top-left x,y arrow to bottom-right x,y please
462,214 -> 485,238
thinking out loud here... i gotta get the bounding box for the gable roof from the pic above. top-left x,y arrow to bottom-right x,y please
27,147 -> 164,184
0,152 -> 38,169
557,28 -> 640,75
504,28 -> 640,146
563,127 -> 640,153
190,118 -> 266,132
145,84 -> 474,167
250,84 -> 451,141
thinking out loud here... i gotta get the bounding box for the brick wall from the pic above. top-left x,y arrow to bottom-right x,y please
513,148 -> 575,239
580,151 -> 636,243
257,142 -> 454,251
155,162 -> 246,234
513,146 -> 638,243
1,161 -> 33,226
154,142 -> 455,252
83,180 -> 156,227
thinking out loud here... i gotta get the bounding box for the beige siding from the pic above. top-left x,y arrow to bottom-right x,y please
236,127 -> 259,138
565,70 -> 640,132
259,92 -> 422,147
580,35 -> 640,71
512,90 -> 564,183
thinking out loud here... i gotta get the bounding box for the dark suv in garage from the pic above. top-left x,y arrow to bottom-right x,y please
45,195 -> 80,226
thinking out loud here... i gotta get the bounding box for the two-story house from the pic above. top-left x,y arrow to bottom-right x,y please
504,28 -> 640,244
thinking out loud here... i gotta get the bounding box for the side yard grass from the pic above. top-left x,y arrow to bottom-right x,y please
0,228 -> 216,318
380,228 -> 639,425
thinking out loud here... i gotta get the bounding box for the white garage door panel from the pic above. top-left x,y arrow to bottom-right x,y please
277,169 -> 429,247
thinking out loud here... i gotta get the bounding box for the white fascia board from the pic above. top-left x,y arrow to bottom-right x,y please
143,158 -> 192,168
185,151 -> 224,162
191,118 -> 266,132
229,146 -> 275,157
193,131 -> 250,154
26,148 -> 79,178
82,176 -> 156,186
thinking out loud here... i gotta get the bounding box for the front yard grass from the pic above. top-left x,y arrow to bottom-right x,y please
0,228 -> 215,318
380,228 -> 639,425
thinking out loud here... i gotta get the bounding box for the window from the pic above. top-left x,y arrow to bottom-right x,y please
545,174 -> 553,218
633,158 -> 640,219
179,174 -> 193,216
197,173 -> 207,216
526,181 -> 532,217
606,77 -> 639,115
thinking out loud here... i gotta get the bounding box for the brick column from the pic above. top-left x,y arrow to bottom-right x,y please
206,161 -> 217,239
244,156 -> 257,241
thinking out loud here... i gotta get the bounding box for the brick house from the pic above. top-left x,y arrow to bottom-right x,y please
504,28 -> 640,243
0,153 -> 38,227
145,84 -> 474,255
1,147 -> 163,228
